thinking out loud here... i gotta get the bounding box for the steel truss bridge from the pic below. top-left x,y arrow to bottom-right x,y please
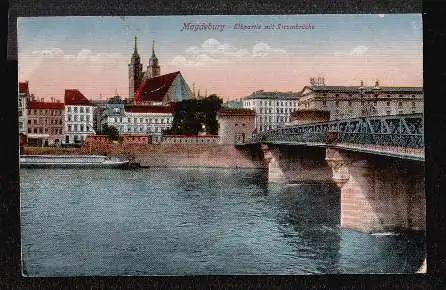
245,113 -> 424,161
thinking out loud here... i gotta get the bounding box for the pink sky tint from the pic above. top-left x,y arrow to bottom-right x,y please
18,15 -> 423,102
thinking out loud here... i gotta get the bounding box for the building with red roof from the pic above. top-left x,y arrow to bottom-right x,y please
18,81 -> 30,135
63,89 -> 95,145
133,71 -> 193,105
27,98 -> 65,146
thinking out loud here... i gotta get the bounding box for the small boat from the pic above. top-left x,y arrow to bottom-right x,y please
20,155 -> 129,168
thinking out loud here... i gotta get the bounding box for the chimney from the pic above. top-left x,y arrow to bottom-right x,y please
40,97 -> 44,102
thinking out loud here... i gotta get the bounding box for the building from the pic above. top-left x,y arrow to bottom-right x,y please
18,81 -> 29,135
64,89 -> 95,145
217,108 -> 256,145
133,71 -> 193,105
27,97 -> 64,146
298,80 -> 424,120
128,37 -> 162,102
223,98 -> 243,109
90,99 -> 109,133
101,97 -> 175,144
242,90 -> 300,132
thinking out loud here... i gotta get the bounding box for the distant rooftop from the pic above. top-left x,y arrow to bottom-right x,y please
304,85 -> 423,94
218,107 -> 256,116
245,91 -> 301,100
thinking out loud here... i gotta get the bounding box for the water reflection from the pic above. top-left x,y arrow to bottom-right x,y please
20,168 -> 424,276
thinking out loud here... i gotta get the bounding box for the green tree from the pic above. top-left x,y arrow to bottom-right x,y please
101,124 -> 120,141
168,94 -> 222,135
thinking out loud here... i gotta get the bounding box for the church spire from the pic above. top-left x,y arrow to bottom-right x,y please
152,40 -> 156,56
134,36 -> 138,54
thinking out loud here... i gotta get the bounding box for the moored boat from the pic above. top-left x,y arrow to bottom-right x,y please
20,155 -> 129,168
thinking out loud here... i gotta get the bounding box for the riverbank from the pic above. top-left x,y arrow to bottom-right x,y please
22,144 -> 265,169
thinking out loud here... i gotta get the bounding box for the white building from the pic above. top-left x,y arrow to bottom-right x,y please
101,97 -> 174,144
298,80 -> 424,120
18,81 -> 29,135
242,90 -> 300,132
63,89 -> 95,145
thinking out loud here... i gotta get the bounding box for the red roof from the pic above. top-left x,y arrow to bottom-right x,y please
19,82 -> 29,94
28,101 -> 64,110
218,108 -> 256,116
125,104 -> 175,114
64,89 -> 91,105
133,71 -> 180,104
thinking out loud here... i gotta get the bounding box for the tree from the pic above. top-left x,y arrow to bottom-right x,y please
168,94 -> 222,135
101,124 -> 120,141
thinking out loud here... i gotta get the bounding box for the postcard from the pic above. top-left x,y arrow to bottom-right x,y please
18,15 -> 425,276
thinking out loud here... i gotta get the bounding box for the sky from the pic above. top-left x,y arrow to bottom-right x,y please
18,15 -> 423,101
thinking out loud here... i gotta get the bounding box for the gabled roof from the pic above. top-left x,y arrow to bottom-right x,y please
28,101 -> 64,110
64,89 -> 91,105
19,82 -> 29,94
133,71 -> 180,103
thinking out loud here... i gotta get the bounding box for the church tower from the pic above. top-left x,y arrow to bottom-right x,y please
144,40 -> 161,80
128,36 -> 143,102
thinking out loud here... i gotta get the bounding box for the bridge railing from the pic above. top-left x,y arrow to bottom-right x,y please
246,113 -> 424,150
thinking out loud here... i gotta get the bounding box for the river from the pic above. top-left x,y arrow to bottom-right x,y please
20,167 -> 425,276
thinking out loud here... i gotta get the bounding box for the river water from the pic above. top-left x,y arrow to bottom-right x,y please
20,167 -> 425,276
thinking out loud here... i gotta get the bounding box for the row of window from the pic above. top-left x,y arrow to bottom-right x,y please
67,124 -> 92,132
330,100 -> 417,108
258,116 -> 289,123
109,117 -> 173,124
67,106 -> 91,113
258,107 -> 296,114
67,115 -> 91,122
117,126 -> 164,133
28,119 -> 63,125
28,128 -> 62,134
28,109 -> 62,116
245,100 -> 298,107
326,93 -> 419,98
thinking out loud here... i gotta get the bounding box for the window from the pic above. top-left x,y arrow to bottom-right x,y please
28,120 -> 31,124
86,107 -> 90,113
322,101 -> 326,106
386,110 -> 391,115
373,101 -> 377,106
80,107 -> 84,113
335,101 -> 339,107
80,125 -> 84,131
67,107 -> 71,112
387,101 -> 390,106
398,102 -> 402,107
74,107 -> 78,113
412,101 -> 416,108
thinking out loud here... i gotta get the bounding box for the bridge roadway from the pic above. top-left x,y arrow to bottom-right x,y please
245,113 -> 424,161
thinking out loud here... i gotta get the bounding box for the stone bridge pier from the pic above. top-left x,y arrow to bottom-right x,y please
261,144 -> 333,184
325,148 -> 425,233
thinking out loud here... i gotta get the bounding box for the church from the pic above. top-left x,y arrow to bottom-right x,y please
100,37 -> 194,143
128,37 -> 193,104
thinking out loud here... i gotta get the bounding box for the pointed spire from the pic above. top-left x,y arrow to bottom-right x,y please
134,36 -> 138,53
152,40 -> 156,56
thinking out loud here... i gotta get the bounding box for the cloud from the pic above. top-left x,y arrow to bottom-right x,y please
334,45 -> 368,57
31,48 -> 64,57
349,45 -> 368,56
169,38 -> 286,68
252,42 -> 287,57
